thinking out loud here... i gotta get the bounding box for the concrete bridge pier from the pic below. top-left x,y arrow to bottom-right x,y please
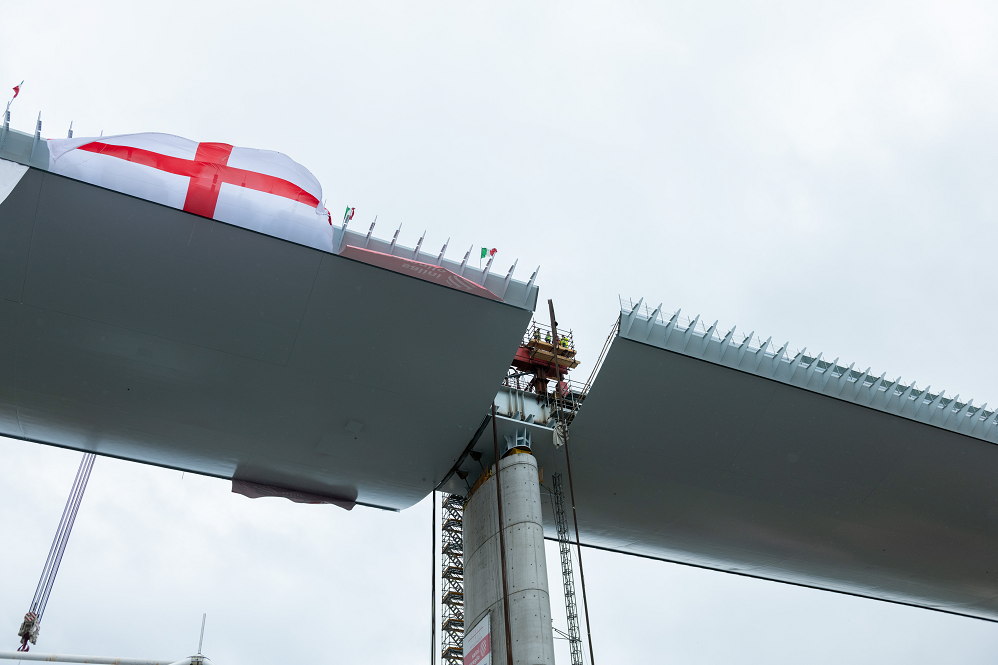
463,451 -> 555,665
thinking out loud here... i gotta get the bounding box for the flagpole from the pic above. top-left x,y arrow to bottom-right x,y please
4,81 -> 23,139
8,80 -> 23,110
0,81 -> 17,151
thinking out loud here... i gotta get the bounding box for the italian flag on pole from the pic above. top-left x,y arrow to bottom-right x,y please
480,247 -> 496,268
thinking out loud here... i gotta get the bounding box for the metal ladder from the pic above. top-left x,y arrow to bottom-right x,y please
552,473 -> 584,665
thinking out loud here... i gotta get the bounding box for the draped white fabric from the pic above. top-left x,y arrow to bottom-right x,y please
47,133 -> 333,252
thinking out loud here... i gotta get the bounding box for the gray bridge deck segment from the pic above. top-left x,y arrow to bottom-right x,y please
432,304 -> 998,621
0,167 -> 534,511
558,308 -> 998,621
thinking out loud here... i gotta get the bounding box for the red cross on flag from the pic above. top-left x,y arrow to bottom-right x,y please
47,133 -> 333,251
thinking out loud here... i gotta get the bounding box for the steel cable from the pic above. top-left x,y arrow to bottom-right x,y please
37,452 -> 95,618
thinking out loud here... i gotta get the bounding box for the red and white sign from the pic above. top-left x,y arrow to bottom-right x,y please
463,614 -> 491,665
47,133 -> 333,252
340,245 -> 503,302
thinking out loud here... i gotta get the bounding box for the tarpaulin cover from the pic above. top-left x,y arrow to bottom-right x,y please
340,245 -> 503,301
231,479 -> 355,511
47,133 -> 333,251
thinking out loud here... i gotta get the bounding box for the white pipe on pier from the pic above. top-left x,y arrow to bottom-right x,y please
0,652 -> 205,665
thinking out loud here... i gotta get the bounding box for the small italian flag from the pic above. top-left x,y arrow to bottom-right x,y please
342,207 -> 355,225
481,247 -> 497,259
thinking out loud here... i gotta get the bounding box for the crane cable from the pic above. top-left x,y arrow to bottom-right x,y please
17,452 -> 96,652
547,299 -> 598,665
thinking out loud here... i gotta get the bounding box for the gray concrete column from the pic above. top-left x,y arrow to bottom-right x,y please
464,452 -> 555,665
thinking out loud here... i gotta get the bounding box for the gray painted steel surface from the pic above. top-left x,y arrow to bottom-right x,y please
561,331 -> 998,621
618,299 -> 997,443
0,167 -> 534,510
4,123 -> 996,620
439,313 -> 998,621
464,453 -> 555,665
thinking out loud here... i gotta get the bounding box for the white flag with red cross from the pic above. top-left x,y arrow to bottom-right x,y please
47,132 -> 333,251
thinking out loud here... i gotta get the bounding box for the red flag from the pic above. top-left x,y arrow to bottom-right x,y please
12,80 -> 23,99
488,248 -> 497,257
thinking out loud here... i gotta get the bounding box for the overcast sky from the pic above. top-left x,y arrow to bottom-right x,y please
3,0 -> 998,662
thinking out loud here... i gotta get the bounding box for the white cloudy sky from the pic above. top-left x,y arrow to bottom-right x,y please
3,0 -> 998,662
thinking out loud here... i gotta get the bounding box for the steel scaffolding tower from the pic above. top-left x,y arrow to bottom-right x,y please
440,493 -> 466,665
552,472 -> 584,665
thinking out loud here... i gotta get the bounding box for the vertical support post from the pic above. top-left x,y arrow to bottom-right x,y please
431,491 -> 437,665
492,405 -> 514,665
560,429 -> 595,665
29,112 -> 42,164
0,105 -> 10,153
